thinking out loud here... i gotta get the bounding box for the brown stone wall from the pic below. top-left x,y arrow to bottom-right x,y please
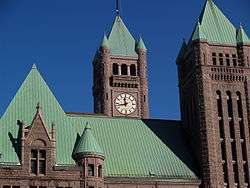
93,46 -> 149,119
178,40 -> 250,188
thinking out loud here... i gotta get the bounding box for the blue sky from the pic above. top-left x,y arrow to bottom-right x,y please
0,0 -> 249,119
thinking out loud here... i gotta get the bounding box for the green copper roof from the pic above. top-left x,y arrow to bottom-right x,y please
73,124 -> 104,157
108,16 -> 138,57
191,0 -> 237,45
137,37 -> 147,50
0,65 -> 197,180
101,34 -> 110,48
237,25 -> 250,45
192,22 -> 207,41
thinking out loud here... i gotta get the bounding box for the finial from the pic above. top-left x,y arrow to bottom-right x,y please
32,64 -> 37,69
85,122 -> 91,130
116,0 -> 120,16
36,102 -> 41,111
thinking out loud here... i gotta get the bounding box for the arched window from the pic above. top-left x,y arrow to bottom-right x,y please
130,64 -> 137,76
121,64 -> 128,75
113,63 -> 119,75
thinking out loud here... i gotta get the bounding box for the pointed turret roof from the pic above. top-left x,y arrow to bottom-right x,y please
176,40 -> 188,63
192,21 -> 207,41
137,37 -> 147,50
74,124 -> 104,157
237,25 -> 250,45
108,16 -> 138,57
101,34 -> 110,48
191,0 -> 237,45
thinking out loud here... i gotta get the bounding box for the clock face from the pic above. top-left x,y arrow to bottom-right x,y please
115,93 -> 137,115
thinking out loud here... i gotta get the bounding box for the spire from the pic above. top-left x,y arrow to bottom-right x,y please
192,21 -> 207,41
73,124 -> 104,158
190,0 -> 237,45
101,34 -> 110,48
32,64 -> 37,69
108,16 -> 138,57
137,37 -> 147,50
237,25 -> 250,45
176,40 -> 187,63
116,0 -> 120,16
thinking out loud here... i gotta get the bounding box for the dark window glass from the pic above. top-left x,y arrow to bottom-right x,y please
3,186 -> 11,188
242,142 -> 247,161
130,64 -> 136,76
39,160 -> 46,174
31,150 -> 38,158
231,141 -> 237,161
232,54 -> 237,66
121,64 -> 127,75
39,150 -> 46,159
244,164 -> 249,183
88,164 -> 94,176
221,141 -> 226,161
223,163 -> 228,184
219,53 -> 223,66
98,165 -> 102,177
233,163 -> 239,183
30,150 -> 46,175
112,63 -> 118,75
236,92 -> 243,118
13,187 -> 20,188
31,159 -> 38,174
212,53 -> 217,65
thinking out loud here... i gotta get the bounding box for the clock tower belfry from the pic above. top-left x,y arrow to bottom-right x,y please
92,15 -> 149,119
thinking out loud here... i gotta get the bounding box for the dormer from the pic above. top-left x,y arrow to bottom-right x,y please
20,104 -> 56,176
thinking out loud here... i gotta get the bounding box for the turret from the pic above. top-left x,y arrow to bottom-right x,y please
73,124 -> 105,188
136,37 -> 149,118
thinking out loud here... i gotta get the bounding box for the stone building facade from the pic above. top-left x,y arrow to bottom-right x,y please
0,0 -> 250,188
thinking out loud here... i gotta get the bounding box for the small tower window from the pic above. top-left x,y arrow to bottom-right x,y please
88,164 -> 94,176
121,64 -> 128,75
212,53 -> 217,65
113,63 -> 119,75
225,54 -> 230,66
232,54 -> 237,66
130,64 -> 137,76
219,53 -> 223,66
98,165 -> 102,177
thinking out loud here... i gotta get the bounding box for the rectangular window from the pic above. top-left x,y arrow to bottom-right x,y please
88,164 -> 95,176
219,53 -> 224,66
232,54 -> 237,66
226,54 -> 230,66
3,186 -> 11,188
30,150 -> 46,175
212,53 -> 217,65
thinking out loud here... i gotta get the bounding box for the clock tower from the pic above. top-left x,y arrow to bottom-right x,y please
92,15 -> 149,119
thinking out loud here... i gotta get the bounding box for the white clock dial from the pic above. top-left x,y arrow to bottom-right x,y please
115,93 -> 137,115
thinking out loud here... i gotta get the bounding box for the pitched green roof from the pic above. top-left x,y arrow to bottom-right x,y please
237,25 -> 250,45
191,0 -> 237,45
192,22 -> 207,41
73,124 -> 104,157
108,16 -> 138,57
101,34 -> 110,48
0,65 -> 197,180
137,37 -> 147,50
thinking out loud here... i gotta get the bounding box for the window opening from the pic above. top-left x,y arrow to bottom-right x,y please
88,164 -> 94,176
112,63 -> 119,75
121,64 -> 128,75
130,64 -> 137,76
